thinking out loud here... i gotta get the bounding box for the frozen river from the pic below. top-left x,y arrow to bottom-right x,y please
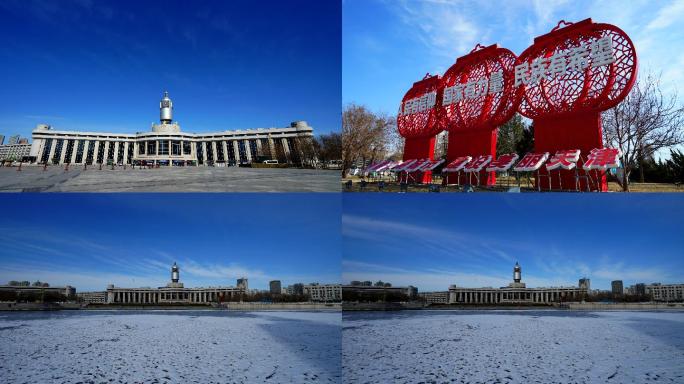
343,310 -> 684,383
0,310 -> 341,383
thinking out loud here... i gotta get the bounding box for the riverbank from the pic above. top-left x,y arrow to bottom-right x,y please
0,302 -> 342,311
342,302 -> 684,311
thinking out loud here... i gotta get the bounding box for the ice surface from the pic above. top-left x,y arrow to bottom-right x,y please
342,310 -> 684,383
0,310 -> 341,383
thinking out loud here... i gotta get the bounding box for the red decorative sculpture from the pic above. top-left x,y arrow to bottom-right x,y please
441,43 -> 520,185
515,18 -> 637,191
397,73 -> 445,182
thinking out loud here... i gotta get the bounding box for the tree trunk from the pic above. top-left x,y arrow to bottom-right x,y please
622,168 -> 630,192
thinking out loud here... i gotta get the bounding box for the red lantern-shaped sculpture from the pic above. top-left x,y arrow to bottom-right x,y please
397,73 -> 445,183
515,18 -> 637,191
442,44 -> 519,186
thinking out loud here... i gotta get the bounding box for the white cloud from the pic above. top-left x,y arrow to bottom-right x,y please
646,0 -> 684,30
389,0 -> 480,59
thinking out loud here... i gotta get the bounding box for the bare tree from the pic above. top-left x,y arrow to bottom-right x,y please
342,104 -> 392,177
317,132 -> 342,166
384,117 -> 405,161
602,73 -> 684,191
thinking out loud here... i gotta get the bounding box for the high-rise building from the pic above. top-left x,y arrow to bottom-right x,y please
237,278 -> 248,291
269,280 -> 282,295
0,135 -> 4,145
579,278 -> 591,291
7,135 -> 20,145
635,283 -> 646,296
303,283 -> 342,302
611,280 -> 624,295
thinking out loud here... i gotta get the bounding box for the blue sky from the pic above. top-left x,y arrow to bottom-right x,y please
343,194 -> 684,291
344,0 -> 684,114
0,0 -> 341,140
0,194 -> 341,291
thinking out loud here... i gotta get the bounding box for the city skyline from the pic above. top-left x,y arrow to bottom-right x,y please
0,194 -> 341,291
344,0 -> 684,116
0,0 -> 341,139
343,194 -> 684,291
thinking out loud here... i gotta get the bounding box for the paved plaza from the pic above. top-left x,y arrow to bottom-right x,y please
0,165 -> 339,192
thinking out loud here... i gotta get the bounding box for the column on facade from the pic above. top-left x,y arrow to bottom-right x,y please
267,137 -> 275,160
58,140 -> 68,164
221,141 -> 228,164
200,142 -> 207,164
81,141 -> 90,164
244,140 -> 252,162
211,142 -> 218,163
256,138 -> 263,157
69,140 -> 78,163
101,141 -> 109,162
281,138 -> 291,161
232,140 -> 240,163
112,141 -> 120,164
123,142 -> 130,165
92,140 -> 100,163
46,139 -> 57,164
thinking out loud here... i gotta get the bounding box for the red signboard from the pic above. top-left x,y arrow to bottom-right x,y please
442,44 -> 520,186
394,18 -> 636,192
546,149 -> 580,170
397,74 -> 444,158
515,18 -> 637,191
487,153 -> 519,172
513,152 -> 549,172
397,73 -> 445,183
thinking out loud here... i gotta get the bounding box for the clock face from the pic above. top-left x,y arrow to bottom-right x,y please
162,100 -> 170,108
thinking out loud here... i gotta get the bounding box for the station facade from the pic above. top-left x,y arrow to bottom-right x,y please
105,262 -> 247,304
448,262 -> 588,304
29,92 -> 314,166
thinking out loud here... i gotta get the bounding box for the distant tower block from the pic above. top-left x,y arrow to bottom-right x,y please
160,91 -> 173,123
171,262 -> 180,283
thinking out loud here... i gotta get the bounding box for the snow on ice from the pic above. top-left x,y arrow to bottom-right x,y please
0,310 -> 341,384
342,310 -> 684,383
